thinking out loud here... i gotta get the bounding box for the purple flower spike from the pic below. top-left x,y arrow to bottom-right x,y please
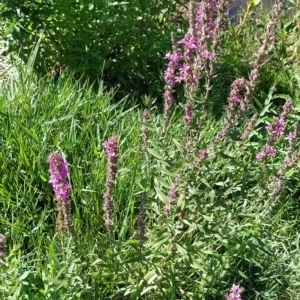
256,152 -> 266,161
227,78 -> 246,112
266,146 -> 276,157
103,137 -> 118,159
48,151 -> 71,200
266,118 -> 285,138
165,175 -> 181,216
256,146 -> 276,161
0,234 -> 4,259
184,100 -> 195,129
225,284 -> 244,300
48,151 -> 73,235
103,136 -> 119,230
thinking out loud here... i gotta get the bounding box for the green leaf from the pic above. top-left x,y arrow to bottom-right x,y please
175,243 -> 188,256
274,94 -> 292,100
152,234 -> 171,249
18,271 -> 31,281
172,138 -> 184,152
155,187 -> 168,203
122,256 -> 143,264
215,181 -> 227,187
219,152 -> 234,159
189,188 -> 201,195
155,177 -> 170,189
251,0 -> 261,5
190,256 -> 205,271
160,167 -> 176,177
201,178 -> 213,189
40,175 -> 47,182
285,168 -> 294,178
147,148 -> 164,160
208,190 -> 215,202
177,193 -> 185,209
254,97 -> 263,110
228,131 -> 242,141
14,119 -> 38,142
238,270 -> 249,279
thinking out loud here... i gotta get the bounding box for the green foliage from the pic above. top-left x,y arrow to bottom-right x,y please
0,0 -> 184,99
0,60 -> 300,298
1,2 -> 300,300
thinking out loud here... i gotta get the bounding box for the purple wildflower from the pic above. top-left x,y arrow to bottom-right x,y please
227,78 -> 246,113
162,31 -> 184,133
256,152 -> 266,160
165,176 -> 181,216
280,99 -> 292,120
176,32 -> 200,87
221,0 -> 283,137
268,100 -> 292,144
48,151 -> 71,200
256,146 -> 276,161
164,52 -> 182,86
103,136 -> 119,230
184,111 -> 193,121
163,85 -> 175,114
244,2 -> 283,105
217,77 -> 247,139
267,146 -> 276,157
184,100 -> 195,129
225,284 -> 244,300
163,35 -> 182,133
178,35 -> 200,51
0,234 -> 4,259
195,1 -> 217,39
266,118 -> 285,138
287,131 -> 295,141
103,137 -> 118,159
178,63 -> 196,85
269,123 -> 299,198
270,178 -> 285,198
194,149 -> 208,166
256,99 -> 293,160
48,151 -> 73,235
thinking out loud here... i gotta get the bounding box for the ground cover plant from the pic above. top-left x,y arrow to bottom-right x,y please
1,0 -> 300,299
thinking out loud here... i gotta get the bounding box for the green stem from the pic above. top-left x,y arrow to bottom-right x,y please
236,2 -> 254,36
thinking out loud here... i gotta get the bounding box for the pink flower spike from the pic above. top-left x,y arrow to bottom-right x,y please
266,146 -> 276,157
287,132 -> 294,140
256,152 -> 266,160
103,136 -> 118,159
48,151 -> 71,200
103,136 -> 119,230
184,111 -> 193,121
0,233 -> 4,258
225,283 -> 244,300
230,284 -> 241,293
47,151 -> 73,235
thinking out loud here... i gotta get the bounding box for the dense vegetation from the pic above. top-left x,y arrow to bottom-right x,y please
0,0 -> 185,99
0,0 -> 300,299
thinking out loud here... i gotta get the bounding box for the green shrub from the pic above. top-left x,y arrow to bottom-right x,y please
1,0 -> 185,99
